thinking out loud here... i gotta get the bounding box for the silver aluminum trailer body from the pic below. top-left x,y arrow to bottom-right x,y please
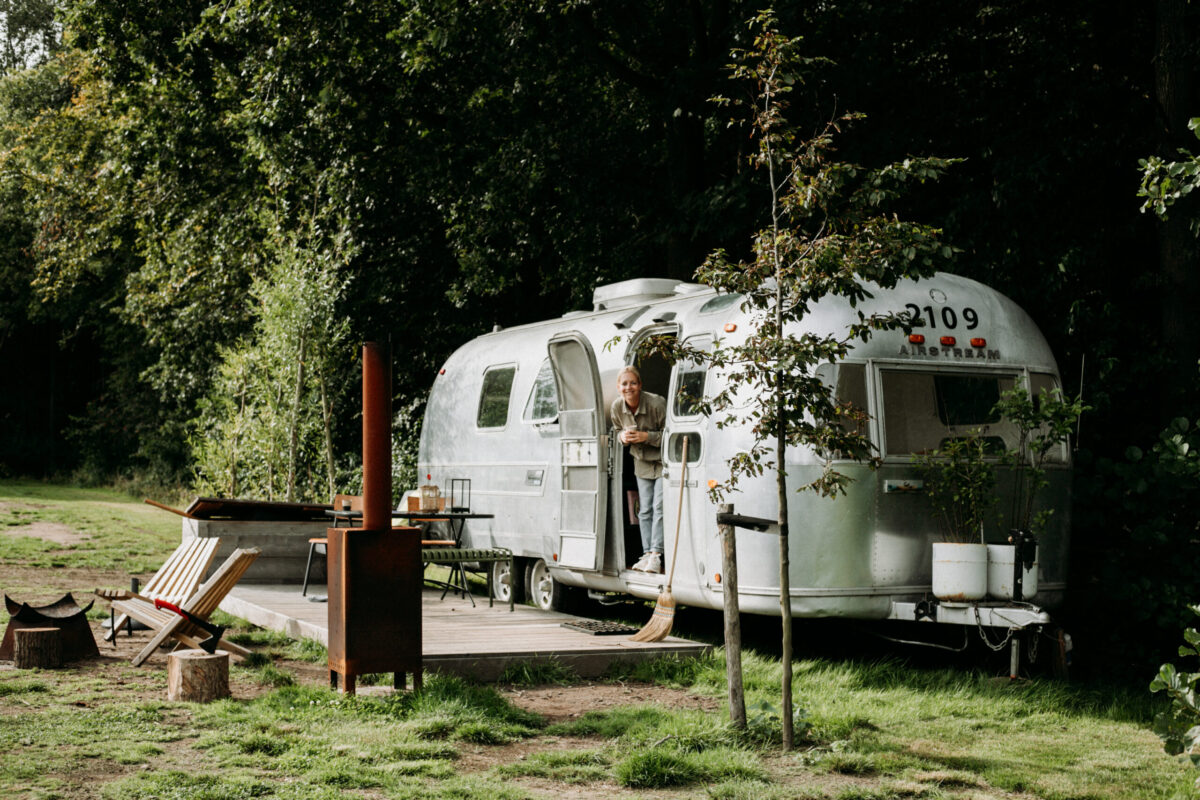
417,273 -> 1069,624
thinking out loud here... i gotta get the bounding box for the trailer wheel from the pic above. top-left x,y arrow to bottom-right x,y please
526,559 -> 566,612
492,558 -> 526,605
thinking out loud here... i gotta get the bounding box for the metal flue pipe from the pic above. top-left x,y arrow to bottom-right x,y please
361,342 -> 392,530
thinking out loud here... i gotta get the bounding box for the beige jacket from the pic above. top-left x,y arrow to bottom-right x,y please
609,392 -> 666,480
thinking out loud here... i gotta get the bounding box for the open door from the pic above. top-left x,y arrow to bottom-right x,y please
548,333 -> 608,571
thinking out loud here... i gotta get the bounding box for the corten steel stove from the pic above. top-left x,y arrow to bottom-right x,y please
327,342 -> 422,695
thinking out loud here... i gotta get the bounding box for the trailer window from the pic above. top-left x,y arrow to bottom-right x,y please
673,365 -> 707,418
881,370 -> 1016,455
668,432 -> 701,463
477,365 -> 516,429
815,363 -> 869,436
672,336 -> 710,418
699,293 -> 742,315
523,359 -> 558,423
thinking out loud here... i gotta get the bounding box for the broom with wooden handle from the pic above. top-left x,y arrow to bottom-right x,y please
631,435 -> 688,642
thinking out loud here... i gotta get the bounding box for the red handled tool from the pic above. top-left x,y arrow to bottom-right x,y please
153,599 -> 226,654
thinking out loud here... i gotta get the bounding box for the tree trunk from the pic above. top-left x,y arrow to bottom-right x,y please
319,369 -> 336,501
230,367 -> 247,497
1154,0 -> 1200,408
167,649 -> 230,702
287,331 -> 308,502
777,394 -> 793,751
14,627 -> 61,669
718,503 -> 746,730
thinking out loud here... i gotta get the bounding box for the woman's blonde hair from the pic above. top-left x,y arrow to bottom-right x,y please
616,365 -> 642,384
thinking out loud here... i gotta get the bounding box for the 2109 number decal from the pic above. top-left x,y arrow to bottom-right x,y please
904,303 -> 979,330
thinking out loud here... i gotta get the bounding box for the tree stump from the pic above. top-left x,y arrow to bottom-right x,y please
167,649 -> 230,702
14,627 -> 62,669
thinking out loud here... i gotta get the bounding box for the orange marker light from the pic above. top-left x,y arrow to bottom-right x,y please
723,323 -> 737,333
714,573 -> 722,584
439,368 -> 446,375
909,334 -> 925,345
940,336 -> 956,347
970,337 -> 986,348
552,553 -> 558,562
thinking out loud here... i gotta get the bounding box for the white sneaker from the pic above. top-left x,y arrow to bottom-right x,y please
644,552 -> 663,573
631,553 -> 652,571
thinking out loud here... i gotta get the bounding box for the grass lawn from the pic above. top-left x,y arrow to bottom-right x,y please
0,480 -> 1195,799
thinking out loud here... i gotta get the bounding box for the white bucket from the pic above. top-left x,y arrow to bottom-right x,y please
931,542 -> 988,602
987,544 -> 1038,600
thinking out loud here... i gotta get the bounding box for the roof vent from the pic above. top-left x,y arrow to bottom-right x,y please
592,278 -> 683,311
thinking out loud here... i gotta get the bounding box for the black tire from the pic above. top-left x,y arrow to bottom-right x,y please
491,558 -> 526,605
526,558 -> 567,612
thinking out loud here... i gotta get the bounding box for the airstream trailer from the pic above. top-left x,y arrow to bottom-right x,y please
417,273 -> 1069,648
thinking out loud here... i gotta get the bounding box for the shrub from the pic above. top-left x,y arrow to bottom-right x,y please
1150,603 -> 1200,785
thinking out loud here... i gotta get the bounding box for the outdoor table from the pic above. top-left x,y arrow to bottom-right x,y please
395,511 -> 498,607
324,509 -> 361,527
319,509 -> 506,609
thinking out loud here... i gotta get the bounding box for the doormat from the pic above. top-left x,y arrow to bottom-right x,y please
560,619 -> 640,635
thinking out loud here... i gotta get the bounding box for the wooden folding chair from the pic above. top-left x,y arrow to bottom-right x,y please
113,547 -> 262,666
104,536 -> 220,644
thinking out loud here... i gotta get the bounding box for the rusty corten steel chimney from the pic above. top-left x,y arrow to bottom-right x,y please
327,341 -> 422,695
361,341 -> 391,529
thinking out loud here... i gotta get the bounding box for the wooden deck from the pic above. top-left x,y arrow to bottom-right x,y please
220,582 -> 711,682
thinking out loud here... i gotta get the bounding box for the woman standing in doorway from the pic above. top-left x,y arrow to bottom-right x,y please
609,366 -> 666,573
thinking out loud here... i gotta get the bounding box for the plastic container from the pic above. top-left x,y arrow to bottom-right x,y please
931,542 -> 988,602
987,543 -> 1038,600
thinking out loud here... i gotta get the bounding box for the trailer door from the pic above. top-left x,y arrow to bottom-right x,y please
547,333 -> 608,571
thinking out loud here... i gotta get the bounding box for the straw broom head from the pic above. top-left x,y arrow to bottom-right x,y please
630,590 -> 675,642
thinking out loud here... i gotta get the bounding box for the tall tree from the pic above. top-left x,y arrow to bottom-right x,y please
646,12 -> 955,748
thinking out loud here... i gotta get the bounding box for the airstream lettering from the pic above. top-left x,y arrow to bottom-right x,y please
417,273 -> 1069,649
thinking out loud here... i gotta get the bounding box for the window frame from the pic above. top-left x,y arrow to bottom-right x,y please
669,335 -> 712,421
521,358 -> 559,425
476,363 -> 518,430
873,362 -> 1022,463
813,361 -> 872,462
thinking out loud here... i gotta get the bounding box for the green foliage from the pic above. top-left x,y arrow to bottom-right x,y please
911,432 -> 996,543
101,772 -> 276,800
1074,416 -> 1200,671
495,749 -> 610,784
191,212 -> 355,502
615,748 -> 703,787
0,0 -> 59,76
604,653 -> 710,686
1150,605 -> 1200,782
497,658 -> 577,686
237,651 -> 271,669
1139,117 -> 1200,228
992,387 -> 1086,535
254,664 -> 297,689
0,680 -> 48,697
744,698 -> 814,746
615,745 -> 767,789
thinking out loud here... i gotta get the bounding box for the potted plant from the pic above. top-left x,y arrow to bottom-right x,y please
913,432 -> 997,602
989,386 -> 1086,600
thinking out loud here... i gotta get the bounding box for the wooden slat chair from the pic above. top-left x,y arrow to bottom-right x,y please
104,536 -> 220,644
115,547 -> 262,666
303,494 -> 361,596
